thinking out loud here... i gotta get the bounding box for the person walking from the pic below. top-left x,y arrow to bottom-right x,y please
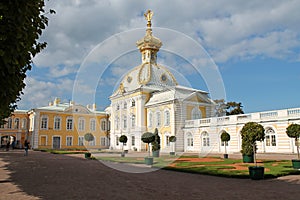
24,140 -> 30,156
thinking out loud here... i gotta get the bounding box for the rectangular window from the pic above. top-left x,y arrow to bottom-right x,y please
132,136 -> 135,146
54,117 -> 61,130
100,137 -> 106,146
90,119 -> 96,131
188,138 -> 193,146
89,138 -> 95,146
101,120 -> 106,131
78,136 -> 84,146
131,115 -> 135,128
271,135 -> 276,146
131,101 -> 135,107
41,116 -> 48,129
78,118 -> 85,131
67,118 -> 73,130
21,118 -> 27,129
66,136 -> 72,146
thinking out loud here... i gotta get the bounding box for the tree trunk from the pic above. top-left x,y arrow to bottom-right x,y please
253,143 -> 257,167
225,141 -> 227,154
296,138 -> 300,160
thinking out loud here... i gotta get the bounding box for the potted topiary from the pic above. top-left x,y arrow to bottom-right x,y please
152,128 -> 160,157
241,122 -> 265,180
84,133 -> 94,159
119,135 -> 128,157
220,131 -> 230,159
286,124 -> 300,169
169,136 -> 176,156
141,132 -> 155,165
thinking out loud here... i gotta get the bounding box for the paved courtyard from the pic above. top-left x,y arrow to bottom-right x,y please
0,150 -> 299,200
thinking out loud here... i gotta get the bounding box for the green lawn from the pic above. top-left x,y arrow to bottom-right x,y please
96,155 -> 300,179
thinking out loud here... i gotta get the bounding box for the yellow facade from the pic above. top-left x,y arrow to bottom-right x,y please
0,110 -> 29,149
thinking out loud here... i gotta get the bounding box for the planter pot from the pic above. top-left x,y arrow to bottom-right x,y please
243,154 -> 254,163
121,152 -> 125,157
223,154 -> 228,159
144,157 -> 153,165
170,152 -> 175,156
292,159 -> 300,170
84,152 -> 91,159
248,166 -> 264,180
124,150 -> 128,154
152,150 -> 160,157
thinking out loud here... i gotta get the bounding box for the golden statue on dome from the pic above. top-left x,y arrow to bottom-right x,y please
144,9 -> 153,27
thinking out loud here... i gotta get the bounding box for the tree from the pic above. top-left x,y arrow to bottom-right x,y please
286,124 -> 300,160
169,136 -> 176,154
220,131 -> 230,155
0,1 -> 55,124
84,133 -> 94,143
241,122 -> 265,165
141,132 -> 155,157
226,102 -> 244,116
119,135 -> 128,151
151,128 -> 160,152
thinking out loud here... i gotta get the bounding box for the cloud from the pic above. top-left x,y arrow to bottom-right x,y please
17,0 -> 300,109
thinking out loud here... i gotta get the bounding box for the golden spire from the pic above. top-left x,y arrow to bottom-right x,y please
144,9 -> 153,28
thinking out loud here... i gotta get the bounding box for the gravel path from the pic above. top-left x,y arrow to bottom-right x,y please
0,150 -> 299,200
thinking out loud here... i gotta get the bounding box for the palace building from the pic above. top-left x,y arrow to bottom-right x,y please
1,10 -> 299,154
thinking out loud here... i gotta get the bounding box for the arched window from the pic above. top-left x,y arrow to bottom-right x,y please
191,107 -> 202,120
265,128 -> 276,146
123,115 -> 127,129
165,132 -> 170,146
131,114 -> 135,128
14,118 -> 20,129
164,110 -> 170,126
7,118 -> 12,129
123,102 -> 127,109
156,111 -> 161,127
115,117 -> 120,130
187,133 -> 193,147
148,112 -> 153,127
202,132 -> 210,146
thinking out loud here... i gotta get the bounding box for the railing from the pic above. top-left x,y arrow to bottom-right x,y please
237,114 -> 251,121
288,108 -> 300,116
260,111 -> 278,119
185,107 -> 300,128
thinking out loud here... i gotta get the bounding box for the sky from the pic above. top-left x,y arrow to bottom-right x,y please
17,0 -> 300,114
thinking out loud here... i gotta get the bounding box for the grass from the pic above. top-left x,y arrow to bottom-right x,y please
96,155 -> 300,179
36,148 -> 87,154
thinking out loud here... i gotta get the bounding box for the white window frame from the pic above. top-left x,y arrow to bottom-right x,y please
21,118 -> 27,129
90,118 -> 96,131
101,119 -> 106,131
78,136 -> 84,146
191,107 -> 202,120
164,110 -> 170,126
78,117 -> 85,131
66,117 -> 73,131
100,137 -> 106,146
148,112 -> 153,127
156,111 -> 161,127
40,115 -> 48,130
54,116 -> 61,130
66,136 -> 73,146
14,118 -> 20,129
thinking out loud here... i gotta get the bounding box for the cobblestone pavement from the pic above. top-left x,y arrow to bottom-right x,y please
0,150 -> 299,200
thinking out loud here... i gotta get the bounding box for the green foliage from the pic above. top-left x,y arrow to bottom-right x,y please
152,128 -> 161,151
84,133 -> 94,142
286,124 -> 300,139
141,132 -> 155,144
0,1 -> 54,122
119,135 -> 128,144
169,136 -> 177,143
226,102 -> 244,116
220,131 -> 230,142
286,124 -> 300,159
240,122 -> 265,155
